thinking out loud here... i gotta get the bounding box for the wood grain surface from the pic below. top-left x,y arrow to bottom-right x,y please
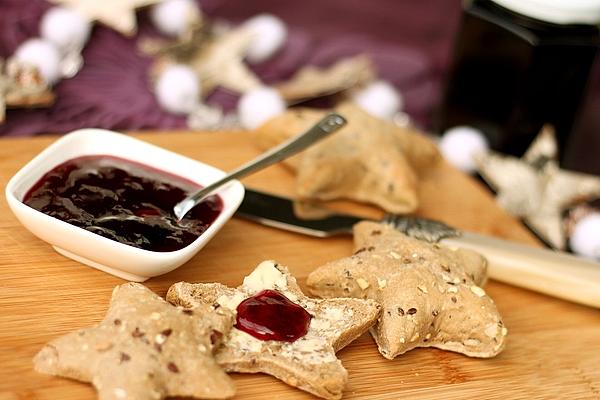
1,131 -> 599,400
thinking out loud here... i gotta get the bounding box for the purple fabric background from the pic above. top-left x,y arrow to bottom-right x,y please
0,0 -> 459,136
1,0 -> 599,173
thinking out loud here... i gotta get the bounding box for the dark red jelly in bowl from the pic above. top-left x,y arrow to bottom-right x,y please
22,155 -> 223,252
235,289 -> 312,342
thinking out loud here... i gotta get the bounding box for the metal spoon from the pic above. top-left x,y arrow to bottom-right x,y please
173,113 -> 347,221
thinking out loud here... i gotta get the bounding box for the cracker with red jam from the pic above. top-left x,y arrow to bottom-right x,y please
34,283 -> 236,400
167,261 -> 381,400
307,221 -> 507,360
255,102 -> 441,213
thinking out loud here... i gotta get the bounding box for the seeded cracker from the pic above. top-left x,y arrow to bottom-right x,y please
307,222 -> 507,359
255,103 -> 441,213
34,283 -> 236,399
167,261 -> 381,400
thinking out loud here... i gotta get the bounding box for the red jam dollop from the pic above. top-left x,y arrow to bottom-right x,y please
23,155 -> 223,252
235,289 -> 312,342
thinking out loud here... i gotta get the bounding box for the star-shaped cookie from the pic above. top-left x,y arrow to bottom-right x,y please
50,0 -> 161,36
476,126 -> 600,249
167,260 -> 381,400
255,102 -> 441,213
307,222 -> 507,360
0,60 -> 55,123
34,283 -> 236,399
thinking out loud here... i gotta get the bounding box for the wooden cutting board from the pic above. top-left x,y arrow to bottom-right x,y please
1,131 -> 599,400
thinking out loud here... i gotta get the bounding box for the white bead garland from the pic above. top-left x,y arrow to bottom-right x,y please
238,87 -> 286,129
151,0 -> 200,37
8,5 -> 94,91
154,64 -> 201,114
40,7 -> 91,54
569,213 -> 600,259
352,80 -> 403,120
439,126 -> 489,173
13,39 -> 62,85
242,14 -> 287,64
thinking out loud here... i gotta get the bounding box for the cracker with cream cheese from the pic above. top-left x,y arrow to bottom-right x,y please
167,261 -> 380,400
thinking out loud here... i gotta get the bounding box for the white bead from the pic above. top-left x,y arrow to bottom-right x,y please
238,87 -> 286,129
14,38 -> 62,85
439,126 -> 489,173
570,213 -> 600,259
242,14 -> 287,63
40,7 -> 91,53
154,64 -> 200,114
151,0 -> 199,37
353,80 -> 403,120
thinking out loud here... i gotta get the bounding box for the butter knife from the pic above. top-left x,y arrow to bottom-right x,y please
235,188 -> 600,308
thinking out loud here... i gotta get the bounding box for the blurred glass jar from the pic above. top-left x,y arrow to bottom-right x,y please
436,0 -> 600,160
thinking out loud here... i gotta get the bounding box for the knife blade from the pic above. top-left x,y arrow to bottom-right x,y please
235,188 -> 600,308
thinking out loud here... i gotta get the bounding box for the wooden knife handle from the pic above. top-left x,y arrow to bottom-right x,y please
442,232 -> 600,308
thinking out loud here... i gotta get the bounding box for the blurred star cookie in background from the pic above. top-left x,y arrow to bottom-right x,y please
255,102 -> 441,213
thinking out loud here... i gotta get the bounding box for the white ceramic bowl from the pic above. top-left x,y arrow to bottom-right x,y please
5,129 -> 244,282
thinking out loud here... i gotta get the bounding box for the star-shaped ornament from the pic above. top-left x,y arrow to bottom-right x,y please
50,0 -> 162,36
0,60 -> 55,123
149,24 -> 262,95
188,26 -> 262,94
307,222 -> 507,359
139,23 -> 211,60
34,283 -> 236,399
476,126 -> 600,249
255,102 -> 441,213
167,261 -> 381,400
275,55 -> 375,104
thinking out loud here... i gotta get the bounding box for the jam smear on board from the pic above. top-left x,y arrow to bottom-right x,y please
23,155 -> 223,252
235,289 -> 312,342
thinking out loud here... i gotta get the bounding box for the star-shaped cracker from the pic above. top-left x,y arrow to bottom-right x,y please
307,222 -> 507,360
477,126 -> 600,249
255,102 -> 441,213
167,260 -> 380,400
50,0 -> 161,36
34,283 -> 236,399
0,60 -> 55,123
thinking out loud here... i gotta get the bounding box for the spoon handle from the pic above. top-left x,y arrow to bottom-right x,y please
174,113 -> 347,220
